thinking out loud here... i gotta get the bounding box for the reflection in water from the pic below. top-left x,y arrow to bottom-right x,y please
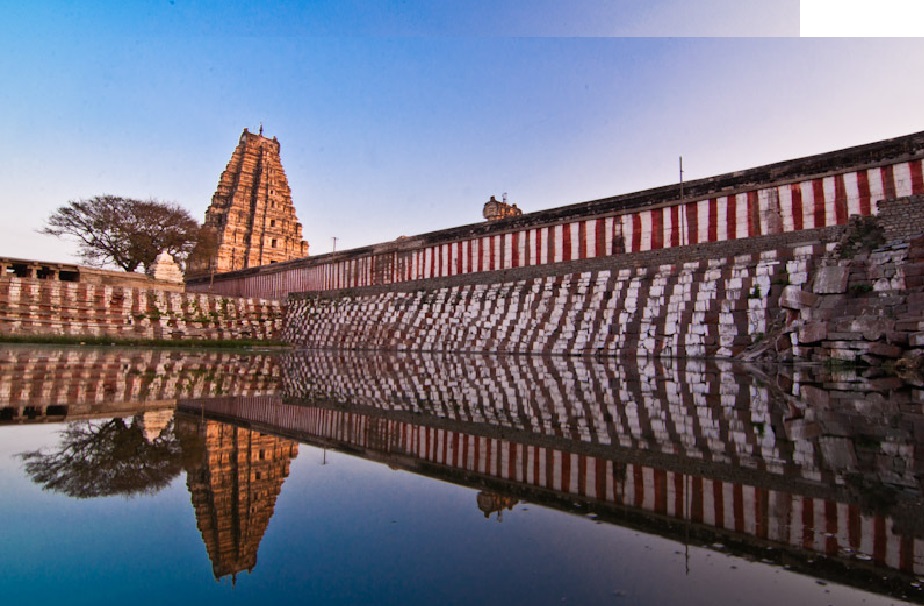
176,412 -> 299,584
19,412 -> 187,498
183,349 -> 924,599
0,346 -> 281,424
5,346 -> 924,602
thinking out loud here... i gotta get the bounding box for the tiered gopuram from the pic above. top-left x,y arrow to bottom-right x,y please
191,128 -> 309,274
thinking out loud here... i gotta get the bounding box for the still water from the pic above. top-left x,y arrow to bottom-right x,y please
1,345 -> 922,605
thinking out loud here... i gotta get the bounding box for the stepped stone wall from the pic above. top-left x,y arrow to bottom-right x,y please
0,348 -> 281,424
284,228 -> 840,357
0,278 -> 284,342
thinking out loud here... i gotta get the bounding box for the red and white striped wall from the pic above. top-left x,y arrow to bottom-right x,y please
192,158 -> 924,301
191,397 -> 924,575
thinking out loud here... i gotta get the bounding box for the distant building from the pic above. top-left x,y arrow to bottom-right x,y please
189,128 -> 309,275
482,194 -> 522,221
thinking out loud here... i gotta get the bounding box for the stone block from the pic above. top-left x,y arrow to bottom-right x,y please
779,286 -> 817,310
813,265 -> 849,294
798,321 -> 828,344
867,342 -> 903,358
819,437 -> 857,471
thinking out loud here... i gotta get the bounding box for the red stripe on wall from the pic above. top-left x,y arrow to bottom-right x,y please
731,484 -> 743,532
882,165 -> 896,201
691,477 -> 704,523
596,459 -> 607,503
791,184 -> 804,230
673,473 -> 685,518
577,455 -> 587,497
535,229 -> 542,265
489,237 -> 496,272
900,535 -> 915,573
755,488 -> 768,540
670,206 -> 680,247
686,201 -> 698,244
511,231 -> 519,268
873,516 -> 887,564
562,224 -> 572,262
834,175 -> 848,224
456,242 -> 463,275
545,449 -> 556,489
812,179 -> 826,227
596,218 -> 606,258
651,209 -> 664,250
747,191 -> 759,237
654,469 -> 667,514
523,230 -> 531,266
910,160 -> 924,195
633,466 -> 645,508
802,498 -> 814,549
713,481 -> 724,528
707,199 -> 718,242
561,453 -> 571,492
727,196 -> 737,240
857,170 -> 872,216
632,214 -> 642,252
577,221 -> 587,260
825,500 -> 838,556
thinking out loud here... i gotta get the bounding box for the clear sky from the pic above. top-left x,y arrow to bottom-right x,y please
2,1 -> 922,264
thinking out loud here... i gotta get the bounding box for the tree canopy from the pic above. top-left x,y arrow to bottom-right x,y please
19,416 -> 193,499
40,195 -> 201,272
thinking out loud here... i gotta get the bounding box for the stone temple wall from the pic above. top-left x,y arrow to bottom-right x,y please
189,129 -> 924,301
284,228 -> 839,358
0,279 -> 284,342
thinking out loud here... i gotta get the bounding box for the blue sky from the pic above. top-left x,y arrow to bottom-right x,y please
2,1 -> 922,263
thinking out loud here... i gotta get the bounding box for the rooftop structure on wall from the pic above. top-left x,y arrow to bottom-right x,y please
190,128 -> 309,275
483,194 -> 522,221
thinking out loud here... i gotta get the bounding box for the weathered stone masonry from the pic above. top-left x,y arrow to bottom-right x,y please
190,130 -> 924,301
284,228 -> 839,358
0,278 -> 284,341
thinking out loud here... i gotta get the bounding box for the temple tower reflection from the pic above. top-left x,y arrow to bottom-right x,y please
177,415 -> 298,583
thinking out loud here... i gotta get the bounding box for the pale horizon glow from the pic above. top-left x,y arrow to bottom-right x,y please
2,2 -> 922,266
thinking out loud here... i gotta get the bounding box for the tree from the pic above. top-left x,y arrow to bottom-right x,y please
186,224 -> 220,278
39,195 -> 201,272
19,415 -> 196,499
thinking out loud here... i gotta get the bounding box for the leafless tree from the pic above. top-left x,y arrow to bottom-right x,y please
39,195 -> 201,272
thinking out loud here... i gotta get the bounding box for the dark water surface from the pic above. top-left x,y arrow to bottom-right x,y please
1,345 -> 922,605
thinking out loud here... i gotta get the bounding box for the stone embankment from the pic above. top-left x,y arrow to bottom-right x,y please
0,278 -> 284,342
284,196 -> 924,367
284,227 -> 840,358
0,348 -> 282,424
754,195 -> 924,374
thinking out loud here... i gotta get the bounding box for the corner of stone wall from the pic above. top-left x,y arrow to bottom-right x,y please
762,208 -> 924,375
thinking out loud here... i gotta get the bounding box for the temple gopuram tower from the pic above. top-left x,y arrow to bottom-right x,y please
192,128 -> 309,274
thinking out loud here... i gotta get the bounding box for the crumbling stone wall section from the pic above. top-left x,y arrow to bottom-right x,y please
0,279 -> 284,341
877,195 -> 924,243
761,199 -> 924,367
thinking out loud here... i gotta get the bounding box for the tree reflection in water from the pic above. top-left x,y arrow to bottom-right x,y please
19,413 -> 199,498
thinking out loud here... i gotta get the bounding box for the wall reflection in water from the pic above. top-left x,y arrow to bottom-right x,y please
5,346 -> 924,601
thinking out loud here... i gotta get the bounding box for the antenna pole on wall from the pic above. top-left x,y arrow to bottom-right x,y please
679,156 -> 685,246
